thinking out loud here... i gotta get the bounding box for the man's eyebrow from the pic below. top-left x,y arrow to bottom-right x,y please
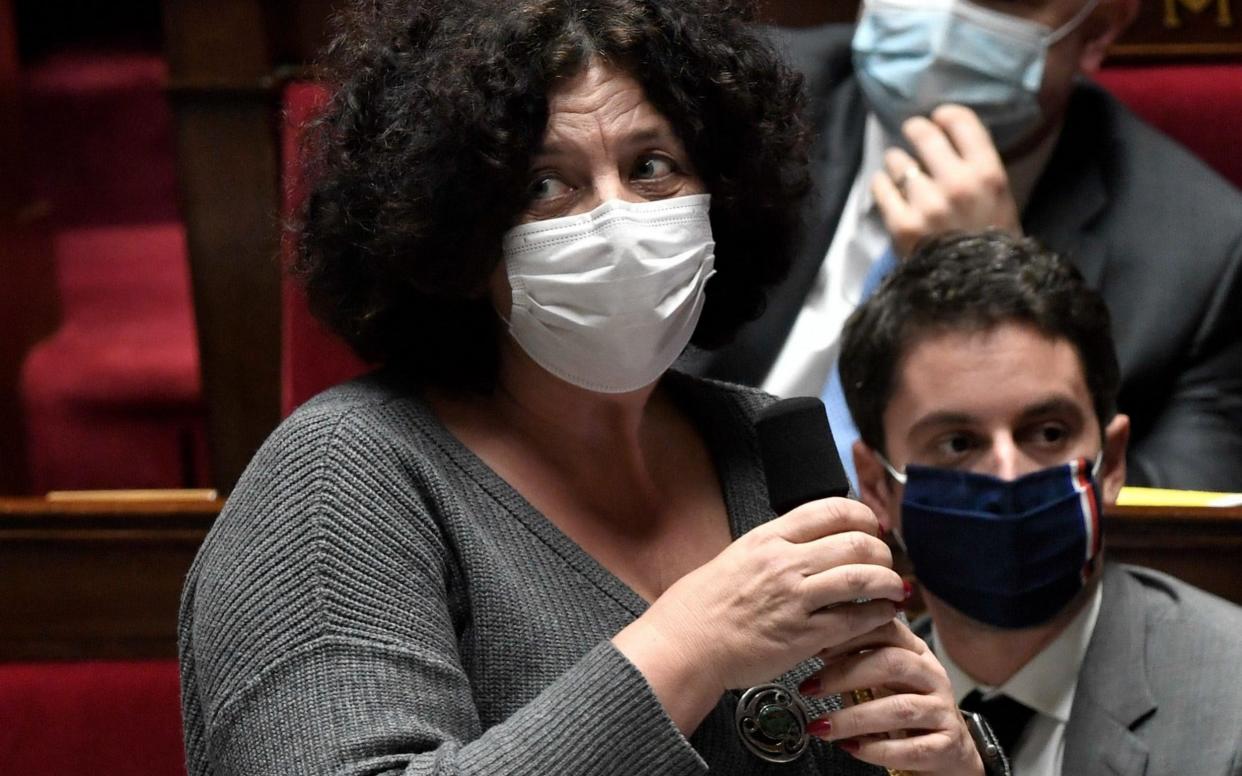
1016,396 -> 1086,422
908,411 -> 978,437
907,397 -> 1086,438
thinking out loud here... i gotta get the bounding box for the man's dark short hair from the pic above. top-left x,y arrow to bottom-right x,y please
840,230 -> 1121,454
295,0 -> 810,389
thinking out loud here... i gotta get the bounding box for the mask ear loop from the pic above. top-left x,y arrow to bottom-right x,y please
874,451 -> 909,485
1045,0 -> 1102,45
1089,450 -> 1105,479
870,451 -> 910,554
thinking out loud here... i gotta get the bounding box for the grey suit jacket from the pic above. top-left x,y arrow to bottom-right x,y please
1063,563 -> 1242,775
913,564 -> 1242,774
690,24 -> 1242,490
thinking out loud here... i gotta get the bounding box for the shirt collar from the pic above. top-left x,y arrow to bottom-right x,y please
933,580 -> 1103,723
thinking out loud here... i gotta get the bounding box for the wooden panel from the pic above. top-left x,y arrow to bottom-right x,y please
0,494 -> 220,660
1104,504 -> 1242,604
1114,0 -> 1242,58
262,0 -> 340,66
3,493 -> 1236,662
162,0 -> 271,78
162,0 -> 282,494
251,1 -> 853,61
757,0 -> 853,26
757,0 -> 1242,59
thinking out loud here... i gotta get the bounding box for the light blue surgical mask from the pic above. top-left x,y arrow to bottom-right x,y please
852,0 -> 1100,152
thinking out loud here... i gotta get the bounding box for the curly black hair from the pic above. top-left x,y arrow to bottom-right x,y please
840,230 -> 1121,456
294,0 -> 810,389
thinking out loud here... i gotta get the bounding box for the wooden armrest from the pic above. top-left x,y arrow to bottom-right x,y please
0,492 -> 222,660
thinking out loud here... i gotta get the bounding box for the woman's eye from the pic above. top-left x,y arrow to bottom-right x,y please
528,175 -> 570,200
633,155 -> 676,180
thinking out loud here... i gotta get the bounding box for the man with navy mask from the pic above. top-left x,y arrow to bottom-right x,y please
838,230 -> 1242,775
688,0 -> 1242,491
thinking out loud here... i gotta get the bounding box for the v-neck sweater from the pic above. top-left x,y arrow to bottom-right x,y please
178,370 -> 880,776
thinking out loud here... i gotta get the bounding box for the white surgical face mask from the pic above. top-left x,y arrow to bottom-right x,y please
500,194 -> 716,394
852,0 -> 1099,152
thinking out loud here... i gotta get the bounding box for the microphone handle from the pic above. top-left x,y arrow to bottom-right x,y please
756,399 -> 912,775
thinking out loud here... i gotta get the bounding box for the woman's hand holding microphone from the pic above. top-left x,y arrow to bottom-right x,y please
613,496 -> 982,775
804,617 -> 984,775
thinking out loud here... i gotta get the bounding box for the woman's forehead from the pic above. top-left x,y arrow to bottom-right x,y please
545,60 -> 646,118
539,61 -> 678,150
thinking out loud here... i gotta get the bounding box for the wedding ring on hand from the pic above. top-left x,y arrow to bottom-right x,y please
896,163 -> 921,197
849,687 -> 876,705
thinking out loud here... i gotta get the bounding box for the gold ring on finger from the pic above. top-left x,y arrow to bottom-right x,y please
896,163 -> 921,196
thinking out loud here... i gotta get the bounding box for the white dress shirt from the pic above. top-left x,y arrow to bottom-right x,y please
762,115 -> 890,399
760,111 -> 1061,399
932,582 -> 1104,776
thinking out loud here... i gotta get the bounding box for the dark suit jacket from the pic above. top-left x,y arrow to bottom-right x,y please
691,24 -> 1242,490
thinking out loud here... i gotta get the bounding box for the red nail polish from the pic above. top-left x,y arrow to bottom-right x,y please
797,676 -> 821,696
902,579 -> 913,600
807,718 -> 832,738
877,523 -> 887,540
837,739 -> 860,754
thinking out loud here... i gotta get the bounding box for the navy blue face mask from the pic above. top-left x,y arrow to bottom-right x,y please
880,456 -> 1104,628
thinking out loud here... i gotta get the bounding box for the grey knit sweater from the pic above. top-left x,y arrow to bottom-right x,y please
178,370 -> 880,775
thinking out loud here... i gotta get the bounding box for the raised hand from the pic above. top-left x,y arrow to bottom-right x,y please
613,497 -> 906,734
873,104 -> 1022,259
800,618 -> 984,776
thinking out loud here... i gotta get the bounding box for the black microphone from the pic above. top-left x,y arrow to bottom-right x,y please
753,398 -> 912,776
736,397 -> 854,764
756,396 -> 850,514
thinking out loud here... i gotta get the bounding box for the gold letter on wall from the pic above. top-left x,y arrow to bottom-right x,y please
1164,0 -> 1235,28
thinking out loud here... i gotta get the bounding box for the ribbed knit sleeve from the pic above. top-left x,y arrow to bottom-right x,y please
179,381 -> 708,776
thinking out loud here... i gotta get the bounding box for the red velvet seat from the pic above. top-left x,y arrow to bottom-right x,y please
0,660 -> 186,776
17,52 -> 208,492
20,223 -> 207,491
1096,62 -> 1242,189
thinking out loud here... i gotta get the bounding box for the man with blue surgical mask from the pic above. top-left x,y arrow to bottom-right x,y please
689,0 -> 1242,492
839,230 -> 1242,776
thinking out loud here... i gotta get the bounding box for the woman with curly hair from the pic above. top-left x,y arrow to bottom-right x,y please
178,1 -> 984,774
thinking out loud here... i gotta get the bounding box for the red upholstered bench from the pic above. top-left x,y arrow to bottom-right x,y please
19,223 -> 207,492
17,52 -> 208,492
0,660 -> 186,776
1096,62 -> 1242,189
